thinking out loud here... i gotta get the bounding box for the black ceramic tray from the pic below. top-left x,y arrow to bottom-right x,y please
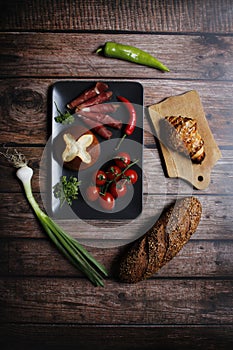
50,80 -> 144,220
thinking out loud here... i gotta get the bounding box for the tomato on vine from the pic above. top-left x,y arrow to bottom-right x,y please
99,192 -> 115,211
109,179 -> 127,198
86,186 -> 100,202
123,169 -> 138,184
106,165 -> 121,181
86,156 -> 139,211
114,152 -> 131,169
94,170 -> 107,186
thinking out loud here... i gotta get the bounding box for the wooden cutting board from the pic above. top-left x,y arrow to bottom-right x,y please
148,90 -> 222,190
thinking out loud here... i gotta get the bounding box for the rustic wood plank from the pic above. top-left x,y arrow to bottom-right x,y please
0,146 -> 232,195
0,238 -> 232,278
0,324 -> 233,350
0,79 -> 49,143
1,33 -> 232,79
1,0 -> 232,33
1,1 -> 232,346
0,193 -> 232,239
1,277 -> 233,324
1,79 -> 233,147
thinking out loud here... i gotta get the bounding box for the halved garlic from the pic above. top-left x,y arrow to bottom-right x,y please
62,133 -> 94,164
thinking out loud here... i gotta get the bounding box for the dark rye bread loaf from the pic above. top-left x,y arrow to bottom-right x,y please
119,197 -> 202,283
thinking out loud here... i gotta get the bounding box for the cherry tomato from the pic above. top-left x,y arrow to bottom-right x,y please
123,169 -> 138,184
86,186 -> 100,202
114,152 -> 131,169
109,179 -> 127,198
99,192 -> 115,211
94,170 -> 107,186
106,165 -> 121,181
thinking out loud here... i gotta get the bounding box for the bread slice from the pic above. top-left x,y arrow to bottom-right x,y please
164,116 -> 205,164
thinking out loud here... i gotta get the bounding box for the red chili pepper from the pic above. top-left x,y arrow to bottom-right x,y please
115,96 -> 137,150
117,96 -> 137,135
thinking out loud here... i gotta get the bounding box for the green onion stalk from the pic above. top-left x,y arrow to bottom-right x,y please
1,149 -> 108,287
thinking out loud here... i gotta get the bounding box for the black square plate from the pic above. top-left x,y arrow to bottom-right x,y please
50,80 -> 144,220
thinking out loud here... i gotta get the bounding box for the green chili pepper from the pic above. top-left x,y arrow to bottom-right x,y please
96,41 -> 170,72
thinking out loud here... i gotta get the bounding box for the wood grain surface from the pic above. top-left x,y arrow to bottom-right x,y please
0,1 -> 233,349
0,33 -> 232,79
1,0 -> 232,33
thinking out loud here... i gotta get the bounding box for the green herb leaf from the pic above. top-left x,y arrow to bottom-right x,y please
53,175 -> 81,207
54,102 -> 75,125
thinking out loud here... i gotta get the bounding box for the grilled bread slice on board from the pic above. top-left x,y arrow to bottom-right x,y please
148,90 -> 222,190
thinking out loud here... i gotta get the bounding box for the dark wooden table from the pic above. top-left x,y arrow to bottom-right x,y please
1,1 -> 233,349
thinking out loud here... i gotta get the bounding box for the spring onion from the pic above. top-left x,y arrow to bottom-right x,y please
1,148 -> 108,287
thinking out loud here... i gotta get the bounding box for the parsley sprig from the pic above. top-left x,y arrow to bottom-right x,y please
53,175 -> 81,207
54,102 -> 75,125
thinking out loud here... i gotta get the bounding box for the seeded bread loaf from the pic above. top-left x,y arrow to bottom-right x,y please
118,197 -> 202,283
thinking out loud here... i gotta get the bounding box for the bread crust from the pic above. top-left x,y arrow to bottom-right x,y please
118,197 -> 202,283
